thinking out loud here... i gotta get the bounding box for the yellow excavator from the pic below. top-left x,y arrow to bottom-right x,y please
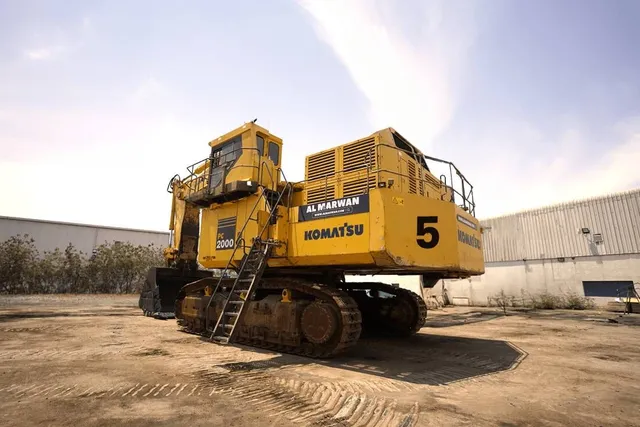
139,121 -> 484,357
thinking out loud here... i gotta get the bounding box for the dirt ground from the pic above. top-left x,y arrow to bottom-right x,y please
0,295 -> 638,427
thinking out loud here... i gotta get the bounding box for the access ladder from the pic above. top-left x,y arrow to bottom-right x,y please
204,183 -> 290,344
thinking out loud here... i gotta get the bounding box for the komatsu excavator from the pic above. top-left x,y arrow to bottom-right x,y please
139,121 -> 484,357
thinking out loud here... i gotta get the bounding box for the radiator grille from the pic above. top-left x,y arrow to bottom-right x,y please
307,150 -> 335,181
343,138 -> 375,171
306,185 -> 336,204
343,176 -> 376,198
408,160 -> 417,194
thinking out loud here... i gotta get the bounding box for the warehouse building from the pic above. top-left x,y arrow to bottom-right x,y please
444,188 -> 640,307
0,215 -> 169,256
346,188 -> 640,308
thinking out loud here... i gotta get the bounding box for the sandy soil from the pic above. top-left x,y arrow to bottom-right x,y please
0,295 -> 638,427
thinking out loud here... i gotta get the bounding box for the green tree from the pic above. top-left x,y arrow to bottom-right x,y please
0,235 -> 164,295
0,234 -> 39,294
33,248 -> 66,294
86,241 -> 164,294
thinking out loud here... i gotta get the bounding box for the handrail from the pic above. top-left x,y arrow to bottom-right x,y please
166,174 -> 181,194
202,186 -> 268,323
297,142 -> 476,216
180,147 -> 265,199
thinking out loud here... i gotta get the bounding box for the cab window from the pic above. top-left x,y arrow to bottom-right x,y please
211,135 -> 242,167
256,135 -> 264,157
268,142 -> 280,166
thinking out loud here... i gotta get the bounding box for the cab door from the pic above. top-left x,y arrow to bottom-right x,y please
256,132 -> 282,190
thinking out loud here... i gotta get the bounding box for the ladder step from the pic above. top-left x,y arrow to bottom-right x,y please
206,193 -> 285,342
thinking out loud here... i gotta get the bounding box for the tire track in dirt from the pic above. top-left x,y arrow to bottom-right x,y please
192,368 -> 420,427
0,347 -> 147,360
0,344 -> 216,361
1,381 -> 207,401
0,326 -> 66,333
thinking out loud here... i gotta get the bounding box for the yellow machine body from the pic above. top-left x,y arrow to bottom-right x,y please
171,123 -> 484,280
197,189 -> 483,278
142,121 -> 486,357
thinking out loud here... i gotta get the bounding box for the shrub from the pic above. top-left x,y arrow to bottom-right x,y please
0,235 -> 164,295
33,248 -> 67,294
563,291 -> 595,310
86,241 -> 164,294
492,290 -> 510,314
530,292 -> 563,310
526,290 -> 595,310
0,234 -> 39,294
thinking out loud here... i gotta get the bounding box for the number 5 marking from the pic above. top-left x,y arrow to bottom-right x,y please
417,216 -> 440,249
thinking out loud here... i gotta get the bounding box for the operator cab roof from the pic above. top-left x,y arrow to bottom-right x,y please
208,122 -> 282,148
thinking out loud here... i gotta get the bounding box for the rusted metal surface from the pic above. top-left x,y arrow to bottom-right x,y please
300,302 -> 338,344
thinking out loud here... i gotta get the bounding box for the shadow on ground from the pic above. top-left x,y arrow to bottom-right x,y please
214,333 -> 528,386
0,310 -> 134,321
425,308 -> 640,328
423,311 -> 504,328
517,309 -> 640,326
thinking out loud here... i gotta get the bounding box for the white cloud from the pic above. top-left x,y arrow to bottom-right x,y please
465,118 -> 640,219
297,0 -> 477,148
24,45 -> 68,60
22,15 -> 93,61
0,105 -> 214,230
82,16 -> 92,31
129,77 -> 167,105
298,0 -> 640,217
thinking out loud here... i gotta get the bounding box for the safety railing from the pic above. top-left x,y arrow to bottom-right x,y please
176,146 -> 265,201
423,154 -> 476,216
616,282 -> 640,315
169,139 -> 476,216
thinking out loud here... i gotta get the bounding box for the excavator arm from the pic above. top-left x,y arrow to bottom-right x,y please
164,176 -> 202,269
138,175 -> 210,318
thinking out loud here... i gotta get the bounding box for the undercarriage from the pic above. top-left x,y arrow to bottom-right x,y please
175,276 -> 427,358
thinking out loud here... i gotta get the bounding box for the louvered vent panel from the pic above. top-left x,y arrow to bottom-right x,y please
408,160 -> 417,194
423,171 -> 431,197
425,173 -> 441,187
307,186 -> 336,204
343,177 -> 376,197
307,150 -> 336,181
343,138 -> 375,172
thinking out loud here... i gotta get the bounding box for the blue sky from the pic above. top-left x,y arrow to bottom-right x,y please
1,0 -> 639,230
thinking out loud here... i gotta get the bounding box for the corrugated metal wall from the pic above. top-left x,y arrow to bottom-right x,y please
0,216 -> 170,255
481,188 -> 640,262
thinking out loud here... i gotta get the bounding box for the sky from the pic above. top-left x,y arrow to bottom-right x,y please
1,0 -> 639,231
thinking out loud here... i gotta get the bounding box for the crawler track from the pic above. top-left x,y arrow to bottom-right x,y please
240,279 -> 363,358
341,282 -> 428,337
179,279 -> 363,358
177,279 -> 427,358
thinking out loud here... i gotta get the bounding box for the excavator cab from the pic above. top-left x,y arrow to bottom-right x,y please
182,122 -> 282,206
